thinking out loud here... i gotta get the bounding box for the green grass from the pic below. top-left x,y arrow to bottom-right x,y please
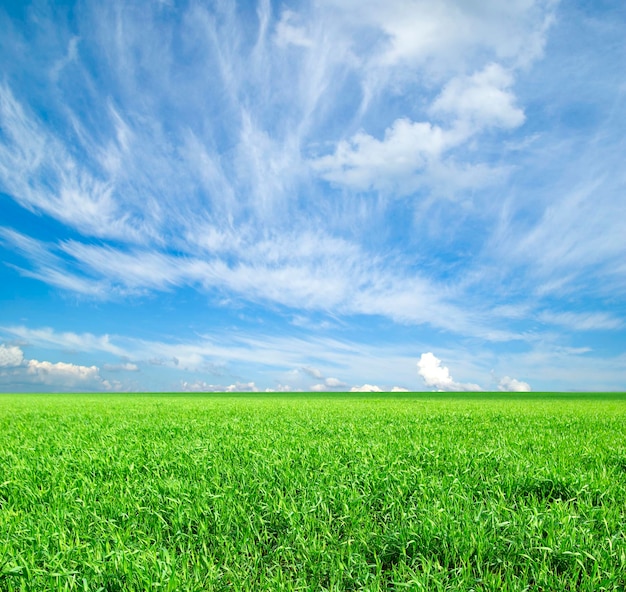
0,392 -> 625,591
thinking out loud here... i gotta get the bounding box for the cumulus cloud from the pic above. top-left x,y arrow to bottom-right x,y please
262,384 -> 297,393
310,379 -> 347,391
350,384 -> 383,392
350,384 -> 409,392
27,359 -> 100,380
0,342 -> 115,391
226,381 -> 259,392
0,344 -> 24,367
305,6 -> 543,197
310,67 -> 522,196
303,368 -> 349,391
430,63 -> 525,130
498,376 -> 531,392
181,380 -> 260,393
311,118 -> 447,192
417,352 -> 482,391
26,359 -> 108,389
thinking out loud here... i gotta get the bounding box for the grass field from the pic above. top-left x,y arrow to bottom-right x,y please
0,392 -> 625,591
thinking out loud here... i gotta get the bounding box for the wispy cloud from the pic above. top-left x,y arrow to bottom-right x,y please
1,325 -> 423,390
3,227 -> 527,340
1,0 -> 624,392
537,311 -> 623,331
0,85 -> 143,242
3,324 -> 625,392
0,326 -> 125,358
103,362 -> 139,372
274,10 -> 313,48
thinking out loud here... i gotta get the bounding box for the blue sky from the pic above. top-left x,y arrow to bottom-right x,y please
1,0 -> 625,393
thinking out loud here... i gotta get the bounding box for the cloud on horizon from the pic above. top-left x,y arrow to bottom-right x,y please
417,352 -> 483,392
498,376 -> 531,392
0,343 -> 110,391
417,352 -> 532,393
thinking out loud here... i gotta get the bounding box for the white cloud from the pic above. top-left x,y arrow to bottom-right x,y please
50,36 -> 80,82
5,229 -> 514,340
310,65 -> 523,196
498,376 -> 531,392
1,0 -> 624,396
0,325 -> 465,393
263,384 -> 296,393
181,381 -> 217,392
0,0 -> 561,350
430,63 -> 525,130
0,227 -> 109,297
311,118 -> 448,193
321,0 -> 554,69
324,377 -> 347,387
0,324 -> 125,357
495,346 -> 626,392
26,359 -> 107,389
490,155 -> 626,299
27,359 -> 100,380
350,384 -> 411,392
103,362 -> 139,372
350,384 -> 383,392
304,1 -> 550,198
310,377 -> 348,390
0,340 -> 116,392
0,344 -> 24,367
417,352 -> 482,392
0,85 -> 139,242
226,381 -> 259,392
538,311 -> 623,331
181,380 -> 260,393
274,10 -> 312,48
5,324 -> 626,392
350,384 -> 409,392
302,366 -> 324,379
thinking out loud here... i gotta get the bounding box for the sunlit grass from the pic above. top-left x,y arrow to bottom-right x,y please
1,392 -> 625,590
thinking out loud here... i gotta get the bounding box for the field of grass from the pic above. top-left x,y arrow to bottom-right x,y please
0,392 -> 625,591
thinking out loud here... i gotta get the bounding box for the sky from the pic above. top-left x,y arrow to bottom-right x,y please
1,0 -> 625,393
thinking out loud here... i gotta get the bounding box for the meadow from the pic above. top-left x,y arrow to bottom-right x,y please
0,392 -> 625,591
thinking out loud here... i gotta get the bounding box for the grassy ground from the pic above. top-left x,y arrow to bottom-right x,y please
0,392 -> 625,591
